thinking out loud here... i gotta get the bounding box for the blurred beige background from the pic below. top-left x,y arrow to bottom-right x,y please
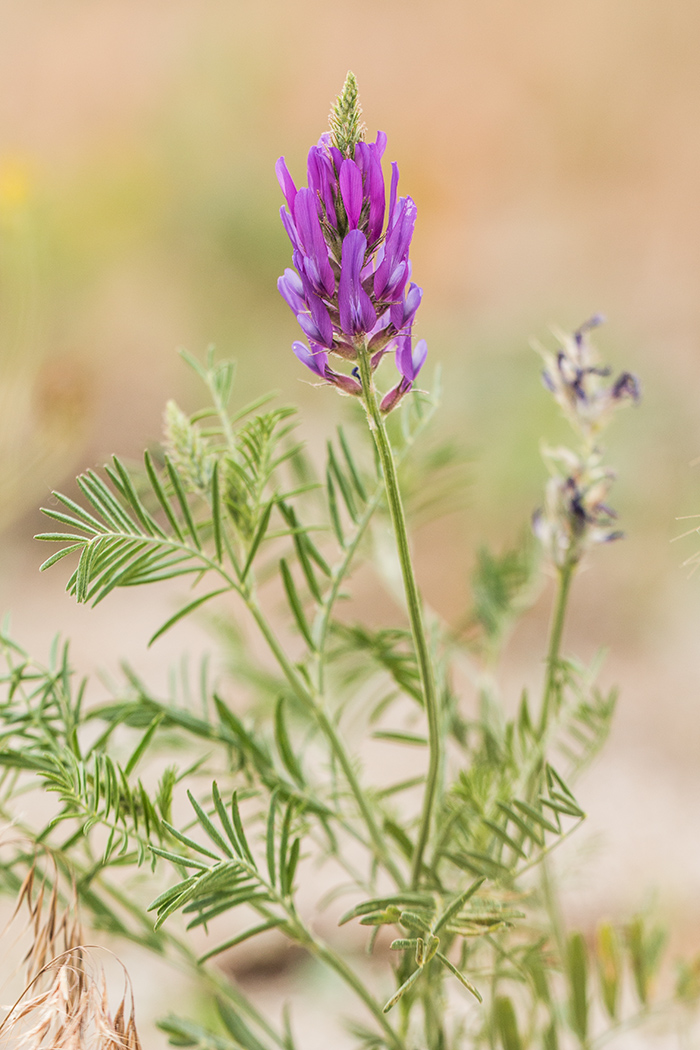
0,0 -> 699,1043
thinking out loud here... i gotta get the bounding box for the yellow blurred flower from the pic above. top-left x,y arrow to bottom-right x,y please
0,155 -> 33,214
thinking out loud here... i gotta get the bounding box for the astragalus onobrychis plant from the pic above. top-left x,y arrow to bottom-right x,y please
0,74 -> 697,1050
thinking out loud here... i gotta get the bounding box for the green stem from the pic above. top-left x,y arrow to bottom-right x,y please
300,929 -> 405,1050
246,594 -> 405,889
539,563 -> 574,736
313,391 -> 439,687
422,960 -> 446,1050
355,346 -> 441,889
539,853 -> 567,967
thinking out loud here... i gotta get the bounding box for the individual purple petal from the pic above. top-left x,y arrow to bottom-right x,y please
296,290 -> 334,348
292,188 -> 335,297
280,206 -> 300,252
276,158 -> 297,213
353,141 -> 370,175
354,140 -> 386,245
373,130 -> 387,159
277,268 -> 306,314
396,335 -> 428,382
390,282 -> 423,331
366,150 -> 386,245
328,144 -> 344,173
307,146 -> 337,225
307,289 -> 334,347
374,196 -> 416,301
339,229 -> 377,337
339,159 -> 363,229
375,259 -> 407,303
293,340 -> 328,378
368,308 -> 392,338
386,162 -> 399,232
412,338 -> 428,377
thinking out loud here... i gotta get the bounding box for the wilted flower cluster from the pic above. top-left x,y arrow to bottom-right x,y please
276,74 -> 427,412
534,318 -> 639,568
533,448 -> 622,567
536,315 -> 640,446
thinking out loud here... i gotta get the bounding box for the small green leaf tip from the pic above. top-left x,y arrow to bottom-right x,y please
329,71 -> 366,157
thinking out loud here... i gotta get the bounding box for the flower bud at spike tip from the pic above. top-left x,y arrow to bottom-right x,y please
277,77 -> 427,403
329,71 -> 366,158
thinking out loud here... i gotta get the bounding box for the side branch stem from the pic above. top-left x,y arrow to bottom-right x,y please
356,346 -> 441,889
246,594 -> 405,889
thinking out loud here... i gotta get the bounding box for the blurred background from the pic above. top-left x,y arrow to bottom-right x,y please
1,0 -> 700,1043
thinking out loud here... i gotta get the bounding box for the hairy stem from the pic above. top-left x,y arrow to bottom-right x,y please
355,346 -> 441,889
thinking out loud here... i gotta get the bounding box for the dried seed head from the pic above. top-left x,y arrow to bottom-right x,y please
0,947 -> 143,1050
0,860 -> 142,1050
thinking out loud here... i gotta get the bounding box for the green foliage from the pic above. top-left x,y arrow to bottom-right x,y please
0,349 -> 695,1050
467,537 -> 538,660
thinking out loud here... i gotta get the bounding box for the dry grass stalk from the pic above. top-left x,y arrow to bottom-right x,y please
0,861 -> 143,1049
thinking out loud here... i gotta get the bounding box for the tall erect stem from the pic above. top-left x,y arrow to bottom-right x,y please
356,345 -> 441,888
539,563 -> 574,736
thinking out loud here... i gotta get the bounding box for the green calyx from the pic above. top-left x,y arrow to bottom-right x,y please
329,71 -> 366,157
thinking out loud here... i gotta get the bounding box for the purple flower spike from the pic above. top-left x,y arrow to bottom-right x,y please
339,230 -> 377,336
277,77 -> 425,399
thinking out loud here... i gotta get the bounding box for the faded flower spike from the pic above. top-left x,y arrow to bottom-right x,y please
536,316 -> 640,444
533,447 -> 623,567
277,73 -> 426,406
533,318 -> 639,569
